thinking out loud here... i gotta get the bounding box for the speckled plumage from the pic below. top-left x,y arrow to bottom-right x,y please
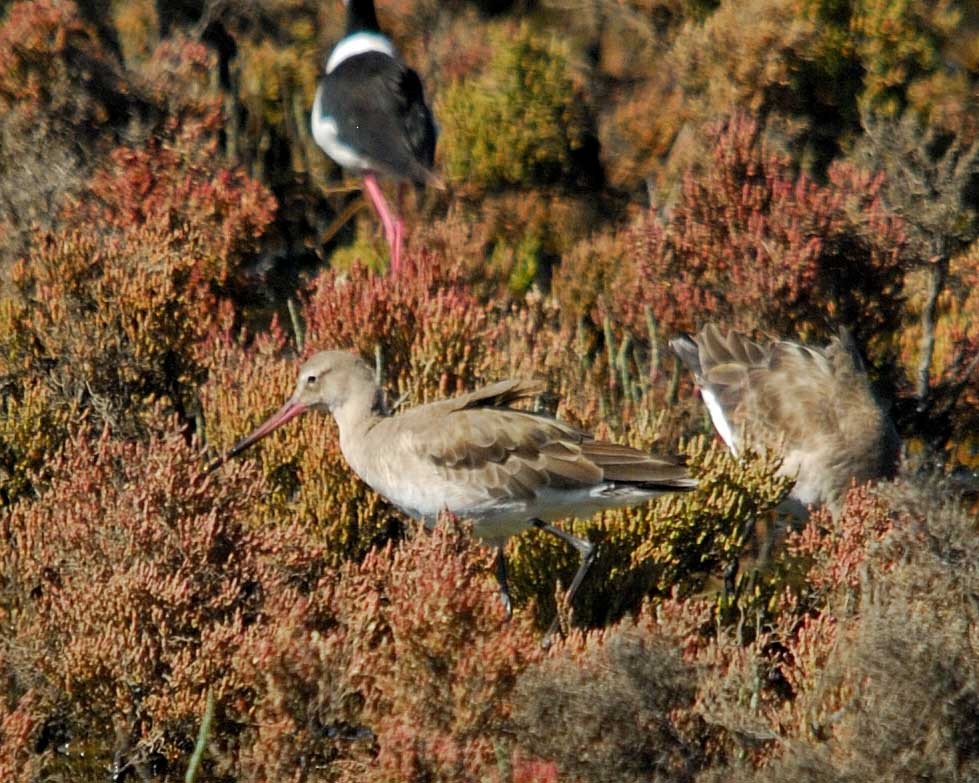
232,351 -> 694,545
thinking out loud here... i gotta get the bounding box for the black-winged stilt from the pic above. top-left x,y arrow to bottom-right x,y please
312,0 -> 439,273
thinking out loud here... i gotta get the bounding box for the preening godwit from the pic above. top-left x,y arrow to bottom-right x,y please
312,0 -> 439,273
671,324 -> 899,515
226,351 -> 696,632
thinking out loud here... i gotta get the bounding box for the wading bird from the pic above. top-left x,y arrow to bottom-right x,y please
225,351 -> 696,635
312,0 -> 439,273
671,323 -> 900,517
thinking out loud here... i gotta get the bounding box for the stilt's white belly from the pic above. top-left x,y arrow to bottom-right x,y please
311,94 -> 372,171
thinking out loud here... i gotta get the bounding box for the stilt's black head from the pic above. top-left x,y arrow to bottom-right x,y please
344,0 -> 381,33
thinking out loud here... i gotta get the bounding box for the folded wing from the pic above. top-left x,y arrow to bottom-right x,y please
397,380 -> 694,504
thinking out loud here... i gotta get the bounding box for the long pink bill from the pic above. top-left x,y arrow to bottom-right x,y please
226,399 -> 309,460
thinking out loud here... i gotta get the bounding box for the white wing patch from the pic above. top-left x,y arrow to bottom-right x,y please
326,32 -> 396,74
701,387 -> 739,456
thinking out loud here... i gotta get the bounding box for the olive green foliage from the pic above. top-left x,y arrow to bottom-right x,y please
438,22 -> 588,189
798,0 -> 964,119
326,221 -> 388,274
852,0 -> 960,115
238,23 -> 318,130
491,229 -> 541,293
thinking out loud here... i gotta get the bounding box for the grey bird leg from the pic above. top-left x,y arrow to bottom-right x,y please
724,515 -> 754,599
495,545 -> 513,620
533,519 -> 596,643
723,555 -> 739,598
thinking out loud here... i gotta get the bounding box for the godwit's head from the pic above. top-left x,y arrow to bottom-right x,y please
226,351 -> 377,458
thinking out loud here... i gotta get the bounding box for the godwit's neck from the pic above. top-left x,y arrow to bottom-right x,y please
333,385 -> 386,451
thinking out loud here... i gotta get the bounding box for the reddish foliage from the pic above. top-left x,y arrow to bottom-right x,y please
0,418 -> 331,778
73,139 -> 274,279
3,1 -> 979,777
0,0 -> 123,124
237,521 -> 543,782
60,37 -> 275,292
0,687 -> 40,783
3,141 -> 272,444
140,34 -> 225,126
360,524 -> 543,781
614,115 -> 908,356
0,414 -> 545,781
788,484 -> 896,594
511,754 -> 561,783
303,252 -> 499,400
0,32 -> 276,468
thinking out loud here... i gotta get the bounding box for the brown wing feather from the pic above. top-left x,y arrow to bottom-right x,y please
672,325 -> 762,431
672,324 -> 899,507
395,379 -> 691,501
679,324 -> 843,448
747,339 -> 844,448
397,410 -> 576,503
580,440 -> 693,487
452,378 -> 545,411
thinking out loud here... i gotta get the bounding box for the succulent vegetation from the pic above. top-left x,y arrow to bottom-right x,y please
438,22 -> 591,190
0,0 -> 977,780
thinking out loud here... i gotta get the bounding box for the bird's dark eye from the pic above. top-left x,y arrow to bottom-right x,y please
306,374 -> 317,385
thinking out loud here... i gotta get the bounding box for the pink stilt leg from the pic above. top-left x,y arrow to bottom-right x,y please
362,172 -> 403,274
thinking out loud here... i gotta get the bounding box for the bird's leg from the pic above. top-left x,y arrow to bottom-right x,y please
533,519 -> 596,643
723,556 -> 740,598
361,172 -> 402,273
495,545 -> 513,620
394,181 -> 406,272
723,515 -> 754,600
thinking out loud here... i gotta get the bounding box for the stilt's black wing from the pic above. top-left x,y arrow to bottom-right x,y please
318,51 -> 437,184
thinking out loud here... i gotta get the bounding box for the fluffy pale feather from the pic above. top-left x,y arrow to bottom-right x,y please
671,324 -> 899,512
